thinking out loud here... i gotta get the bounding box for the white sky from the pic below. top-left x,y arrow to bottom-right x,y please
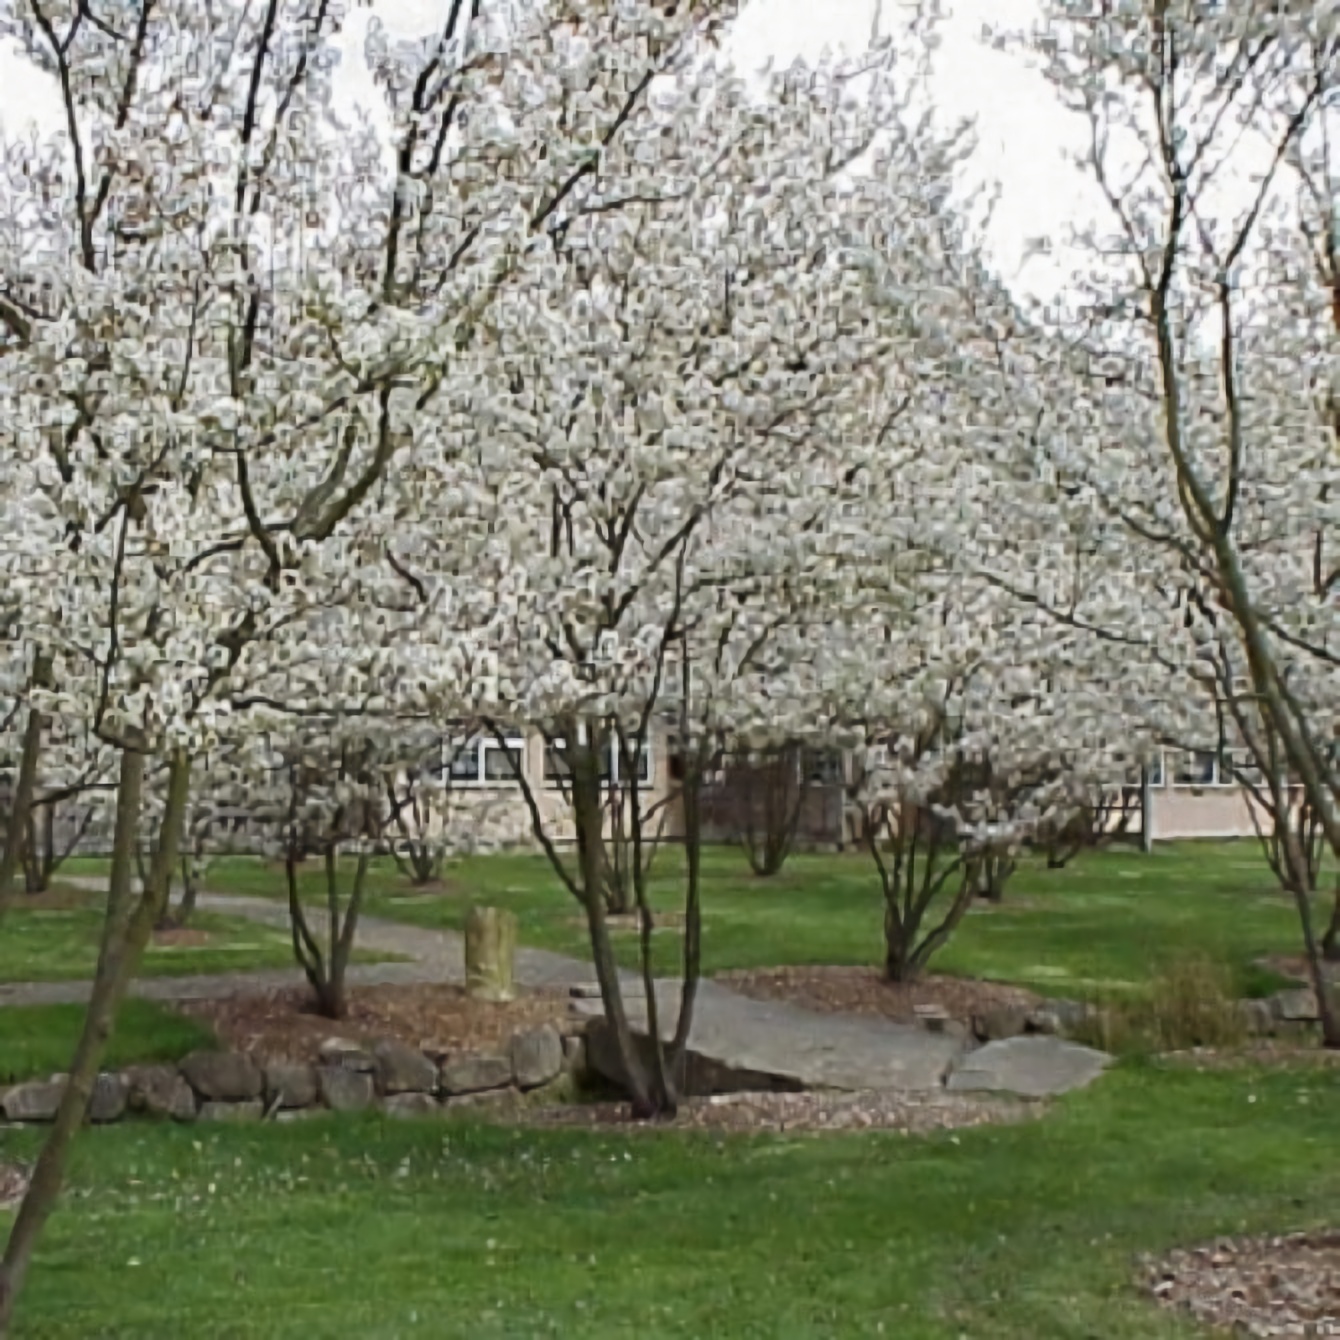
0,0 -> 1091,302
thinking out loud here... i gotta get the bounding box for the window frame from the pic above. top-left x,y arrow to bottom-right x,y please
543,732 -> 653,788
441,732 -> 526,787
1170,748 -> 1231,789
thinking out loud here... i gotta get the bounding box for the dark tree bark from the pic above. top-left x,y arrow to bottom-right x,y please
734,743 -> 808,878
0,745 -> 190,1334
1322,884 -> 1340,963
287,840 -> 369,1021
0,662 -> 49,921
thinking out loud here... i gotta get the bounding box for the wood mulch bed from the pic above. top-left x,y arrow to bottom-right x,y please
174,983 -> 573,1066
1146,1231 -> 1340,1337
714,965 -> 1040,1024
519,1088 -> 1043,1136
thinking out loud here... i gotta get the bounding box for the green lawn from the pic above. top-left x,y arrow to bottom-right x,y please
154,841 -> 1319,1001
0,885 -> 397,984
0,1000 -> 216,1084
3,1060 -> 1337,1338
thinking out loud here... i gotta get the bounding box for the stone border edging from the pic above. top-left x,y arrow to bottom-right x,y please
0,1023 -> 588,1126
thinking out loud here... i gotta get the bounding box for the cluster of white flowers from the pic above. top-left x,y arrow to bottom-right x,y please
0,0 -> 1335,903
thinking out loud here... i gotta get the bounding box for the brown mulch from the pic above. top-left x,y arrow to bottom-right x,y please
174,983 -> 573,1065
1146,1231 -> 1340,1337
0,1162 -> 29,1210
714,965 -> 1040,1024
518,1088 -> 1043,1135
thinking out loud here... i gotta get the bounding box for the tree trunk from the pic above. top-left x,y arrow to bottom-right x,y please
883,902 -> 922,983
20,805 -> 50,895
884,936 -> 920,983
287,842 -> 370,1022
0,745 -> 190,1334
0,680 -> 48,923
1321,883 -> 1340,963
572,760 -> 654,1114
175,852 -> 200,925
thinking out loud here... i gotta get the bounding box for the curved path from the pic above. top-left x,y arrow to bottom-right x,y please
3,880 -> 1111,1099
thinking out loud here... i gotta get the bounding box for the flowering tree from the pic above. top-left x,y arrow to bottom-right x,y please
982,0 -> 1340,1041
396,42 -> 960,1116
0,0 -> 741,1323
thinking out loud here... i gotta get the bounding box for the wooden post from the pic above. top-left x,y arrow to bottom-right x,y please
464,906 -> 518,1002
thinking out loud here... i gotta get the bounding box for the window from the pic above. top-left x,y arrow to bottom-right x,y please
1147,753 -> 1165,788
441,734 -> 525,786
1173,750 -> 1219,787
543,732 -> 652,786
482,739 -> 522,783
1221,748 -> 1263,787
612,738 -> 653,786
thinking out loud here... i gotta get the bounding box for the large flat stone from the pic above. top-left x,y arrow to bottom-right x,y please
575,979 -> 966,1095
945,1036 -> 1112,1099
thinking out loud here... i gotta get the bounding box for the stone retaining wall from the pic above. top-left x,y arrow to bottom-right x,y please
0,1024 -> 588,1127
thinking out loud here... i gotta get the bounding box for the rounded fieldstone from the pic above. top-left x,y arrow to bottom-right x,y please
123,1065 -> 198,1122
264,1062 -> 319,1110
372,1040 -> 438,1095
318,1066 -> 375,1112
439,1055 -> 512,1096
180,1051 -> 263,1102
89,1072 -> 128,1124
510,1026 -> 563,1090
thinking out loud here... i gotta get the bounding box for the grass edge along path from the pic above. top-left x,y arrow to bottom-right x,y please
106,841 -> 1325,1001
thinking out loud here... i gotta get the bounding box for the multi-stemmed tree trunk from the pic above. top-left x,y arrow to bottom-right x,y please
864,799 -> 980,982
1042,786 -> 1138,870
385,771 -> 445,887
21,795 -> 94,895
732,743 -> 809,878
0,745 -> 191,1334
505,713 -> 705,1119
283,750 -> 380,1022
287,840 -> 369,1022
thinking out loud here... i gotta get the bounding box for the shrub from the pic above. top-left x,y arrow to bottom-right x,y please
1072,955 -> 1247,1056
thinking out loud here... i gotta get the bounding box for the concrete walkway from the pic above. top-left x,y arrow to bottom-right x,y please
0,883 -> 602,1008
8,880 -> 1112,1098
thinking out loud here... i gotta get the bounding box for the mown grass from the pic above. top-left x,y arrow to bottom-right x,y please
126,840 -> 1318,1001
0,1000 -> 216,1084
0,884 -> 395,985
3,1061 -> 1338,1338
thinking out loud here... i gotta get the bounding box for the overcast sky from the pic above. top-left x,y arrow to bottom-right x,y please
0,0 -> 1087,301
